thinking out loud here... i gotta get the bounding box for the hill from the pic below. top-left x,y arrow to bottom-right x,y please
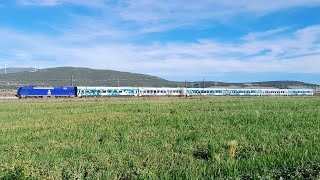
0,67 -> 318,90
0,67 -> 181,89
0,67 -> 34,74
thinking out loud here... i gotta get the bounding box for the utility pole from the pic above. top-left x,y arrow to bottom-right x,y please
4,64 -> 6,74
203,78 -> 205,96
34,64 -> 37,72
117,78 -> 120,87
203,78 -> 205,88
185,80 -> 187,98
71,75 -> 74,87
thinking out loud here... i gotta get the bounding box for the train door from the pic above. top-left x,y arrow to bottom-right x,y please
22,88 -> 28,98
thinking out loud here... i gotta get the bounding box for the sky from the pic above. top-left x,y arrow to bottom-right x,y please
0,0 -> 320,84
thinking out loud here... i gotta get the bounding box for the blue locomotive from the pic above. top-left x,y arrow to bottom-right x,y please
17,86 -> 76,98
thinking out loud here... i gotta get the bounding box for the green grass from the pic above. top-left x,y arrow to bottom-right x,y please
1,97 -> 320,179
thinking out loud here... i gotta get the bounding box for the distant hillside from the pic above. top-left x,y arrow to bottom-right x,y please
0,67 -> 318,90
0,67 -> 34,74
221,81 -> 319,89
0,67 -> 181,89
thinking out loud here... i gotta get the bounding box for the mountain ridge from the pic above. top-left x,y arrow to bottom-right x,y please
0,67 -> 35,74
0,67 -> 318,89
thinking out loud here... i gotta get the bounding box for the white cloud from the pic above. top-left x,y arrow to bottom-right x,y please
1,25 -> 320,80
242,27 -> 291,41
117,0 -> 320,24
18,0 -> 106,7
19,0 -> 60,6
17,0 -> 320,34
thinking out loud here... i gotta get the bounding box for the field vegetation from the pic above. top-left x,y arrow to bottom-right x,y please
0,97 -> 320,179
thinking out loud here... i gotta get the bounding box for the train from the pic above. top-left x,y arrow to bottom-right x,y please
16,86 -> 315,98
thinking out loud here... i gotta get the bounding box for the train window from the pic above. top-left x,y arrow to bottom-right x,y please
108,90 -> 112,93
103,90 -> 107,93
119,90 -> 123,93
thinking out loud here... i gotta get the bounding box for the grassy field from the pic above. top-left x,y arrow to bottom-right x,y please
0,97 -> 320,179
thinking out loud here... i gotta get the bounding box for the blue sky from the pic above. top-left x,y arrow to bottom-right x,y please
0,0 -> 320,84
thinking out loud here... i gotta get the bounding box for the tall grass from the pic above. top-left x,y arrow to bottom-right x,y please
0,97 -> 320,179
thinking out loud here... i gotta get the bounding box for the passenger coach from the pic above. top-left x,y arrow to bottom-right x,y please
76,86 -> 139,97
